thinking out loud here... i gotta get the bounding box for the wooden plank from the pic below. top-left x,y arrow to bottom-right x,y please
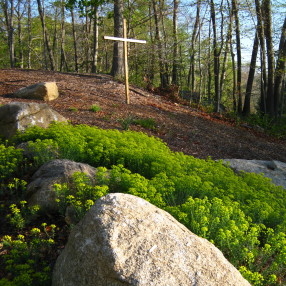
123,19 -> 130,104
104,36 -> 146,44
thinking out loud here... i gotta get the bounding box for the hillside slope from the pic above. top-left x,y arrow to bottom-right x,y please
0,68 -> 285,162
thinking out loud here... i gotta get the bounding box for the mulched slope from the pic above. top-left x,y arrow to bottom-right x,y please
0,68 -> 285,162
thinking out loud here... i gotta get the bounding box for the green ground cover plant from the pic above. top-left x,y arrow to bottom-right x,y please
90,104 -> 101,112
1,122 -> 285,285
118,116 -> 157,130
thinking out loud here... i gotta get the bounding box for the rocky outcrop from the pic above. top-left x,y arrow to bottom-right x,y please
13,82 -> 59,101
223,159 -> 286,189
0,102 -> 67,138
26,159 -> 96,214
52,193 -> 250,286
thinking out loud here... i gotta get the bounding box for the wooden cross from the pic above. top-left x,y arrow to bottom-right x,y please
104,19 -> 146,104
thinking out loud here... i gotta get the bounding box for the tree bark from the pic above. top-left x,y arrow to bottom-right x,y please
255,0 -> 267,114
92,5 -> 99,73
172,0 -> 179,85
60,0 -> 68,72
16,0 -> 24,68
159,0 -> 170,87
27,0 -> 32,68
243,32 -> 259,116
152,0 -> 168,88
36,0 -> 55,70
188,0 -> 200,94
2,0 -> 15,67
111,0 -> 124,78
70,7 -> 79,72
210,0 -> 220,112
232,0 -> 242,113
273,16 -> 286,118
263,0 -> 275,116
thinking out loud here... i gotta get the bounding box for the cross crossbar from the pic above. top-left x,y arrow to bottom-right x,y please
104,19 -> 146,104
104,36 -> 146,44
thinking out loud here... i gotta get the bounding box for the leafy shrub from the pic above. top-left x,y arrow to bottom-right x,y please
0,144 -> 23,181
3,122 -> 286,285
118,115 -> 135,130
54,172 -> 109,224
6,201 -> 40,230
0,225 -> 56,286
133,118 -> 157,130
53,165 -> 286,285
90,104 -> 101,112
68,107 -> 78,112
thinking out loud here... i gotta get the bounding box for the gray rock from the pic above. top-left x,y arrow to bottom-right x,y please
0,102 -> 67,138
52,193 -> 250,286
13,82 -> 59,101
223,159 -> 286,189
27,159 -> 96,214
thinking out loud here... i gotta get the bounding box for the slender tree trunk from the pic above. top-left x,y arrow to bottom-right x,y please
159,0 -> 170,86
52,6 -> 58,68
37,0 -> 55,70
111,0 -> 124,77
255,0 -> 267,114
2,0 -> 15,67
84,8 -> 91,73
60,0 -> 68,72
147,2 -> 155,86
188,0 -> 200,93
92,5 -> 99,73
27,0 -> 32,68
172,0 -> 179,85
273,16 -> 286,118
232,0 -> 242,113
152,0 -> 168,88
207,17 -> 212,104
243,32 -> 259,116
16,0 -> 24,68
70,8 -> 79,72
210,0 -> 220,112
263,0 -> 275,116
220,11 -> 232,96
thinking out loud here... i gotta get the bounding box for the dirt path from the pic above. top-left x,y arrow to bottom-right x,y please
1,68 -> 285,162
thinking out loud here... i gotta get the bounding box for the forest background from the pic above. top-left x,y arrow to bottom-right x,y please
0,0 -> 286,119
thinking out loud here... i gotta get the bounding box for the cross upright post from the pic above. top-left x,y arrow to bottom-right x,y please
104,19 -> 146,104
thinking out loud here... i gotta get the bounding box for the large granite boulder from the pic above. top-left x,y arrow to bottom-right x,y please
0,102 -> 67,139
13,82 -> 59,101
52,193 -> 250,286
223,159 -> 286,189
27,159 -> 97,214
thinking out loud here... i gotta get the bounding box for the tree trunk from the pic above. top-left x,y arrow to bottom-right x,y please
220,5 -> 232,97
273,16 -> 286,118
255,0 -> 267,114
36,0 -> 55,70
207,16 -> 212,104
232,0 -> 242,113
16,0 -> 24,68
84,7 -> 91,73
111,0 -> 124,78
159,0 -> 170,87
188,0 -> 200,94
2,0 -> 15,67
152,0 -> 168,88
210,0 -> 220,112
60,0 -> 68,72
243,32 -> 259,116
263,0 -> 275,116
70,8 -> 79,72
27,0 -> 32,68
172,0 -> 179,85
92,5 -> 99,73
